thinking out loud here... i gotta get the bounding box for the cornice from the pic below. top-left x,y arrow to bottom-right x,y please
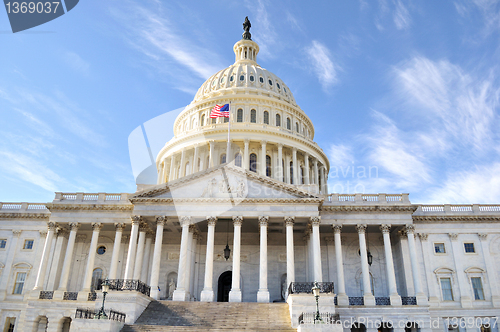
413,215 -> 500,223
320,205 -> 418,213
0,213 -> 50,219
45,203 -> 134,212
130,198 -> 323,204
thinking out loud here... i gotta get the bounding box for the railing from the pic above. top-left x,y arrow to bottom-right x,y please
325,193 -> 410,204
375,297 -> 390,305
63,292 -> 78,300
479,205 -> 500,212
39,291 -> 53,300
96,279 -> 151,297
55,192 -> 128,202
417,204 -> 500,214
0,203 -> 48,211
288,282 -> 334,295
75,308 -> 126,322
401,296 -> 417,305
88,292 -> 97,301
348,297 -> 364,305
450,205 -> 472,212
299,312 -> 340,325
421,205 -> 444,212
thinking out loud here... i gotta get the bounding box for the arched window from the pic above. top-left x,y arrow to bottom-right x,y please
220,154 -> 226,164
237,109 -> 243,122
235,153 -> 242,167
201,114 -> 205,126
224,116 -> 229,123
185,162 -> 191,176
266,155 -> 271,177
287,118 -> 291,130
296,122 -> 299,132
276,114 -> 281,127
249,153 -> 257,172
290,161 -> 294,184
263,111 -> 269,124
250,109 -> 257,123
91,268 -> 102,292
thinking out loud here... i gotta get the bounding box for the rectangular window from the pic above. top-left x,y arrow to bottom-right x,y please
471,277 -> 485,300
434,243 -> 445,253
440,278 -> 453,301
23,240 -> 34,250
13,272 -> 26,294
464,243 -> 475,253
0,239 -> 6,249
5,318 -> 15,332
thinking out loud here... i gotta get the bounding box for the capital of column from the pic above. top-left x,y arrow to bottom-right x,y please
47,221 -> 57,231
12,230 -> 22,237
292,147 -> 297,153
155,216 -> 166,226
232,216 -> 243,226
258,216 -> 269,226
398,230 -> 407,238
76,234 -> 87,243
57,227 -> 69,238
69,222 -> 81,231
313,159 -> 318,166
448,233 -> 458,241
380,224 -> 391,234
277,143 -> 283,149
139,223 -> 150,233
189,224 -> 197,233
179,216 -> 192,226
310,216 -> 321,226
261,140 -> 267,145
207,216 -> 218,226
284,216 -> 295,226
91,222 -> 103,231
478,233 -> 488,241
418,233 -> 428,241
244,139 -> 250,145
404,224 -> 416,234
355,224 -> 367,234
209,140 -> 215,147
332,225 -> 342,234
131,215 -> 142,225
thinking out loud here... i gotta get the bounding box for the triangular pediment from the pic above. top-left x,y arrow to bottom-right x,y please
132,164 -> 319,201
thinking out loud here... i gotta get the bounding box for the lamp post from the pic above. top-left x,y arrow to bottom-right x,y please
96,278 -> 110,319
312,281 -> 321,323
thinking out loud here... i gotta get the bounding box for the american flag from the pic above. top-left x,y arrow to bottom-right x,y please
209,104 -> 230,118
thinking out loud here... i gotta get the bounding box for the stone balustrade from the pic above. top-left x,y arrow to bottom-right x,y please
415,204 -> 500,215
0,202 -> 48,211
53,192 -> 130,202
324,193 -> 410,204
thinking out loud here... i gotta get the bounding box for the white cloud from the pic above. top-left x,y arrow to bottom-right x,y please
393,0 -> 411,30
306,41 -> 339,91
64,52 -> 90,75
329,144 -> 354,167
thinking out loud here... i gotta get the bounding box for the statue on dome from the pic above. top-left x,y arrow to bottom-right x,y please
242,16 -> 252,40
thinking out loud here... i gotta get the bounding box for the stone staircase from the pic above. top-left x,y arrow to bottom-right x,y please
121,301 -> 296,331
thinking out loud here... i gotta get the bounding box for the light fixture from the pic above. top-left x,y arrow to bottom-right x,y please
367,251 -> 373,266
224,220 -> 231,261
311,281 -> 322,323
96,277 -> 110,319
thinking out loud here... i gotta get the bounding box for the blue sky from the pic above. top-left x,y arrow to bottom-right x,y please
1,0 -> 499,204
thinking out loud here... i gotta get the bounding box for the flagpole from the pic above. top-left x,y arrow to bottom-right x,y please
226,101 -> 231,164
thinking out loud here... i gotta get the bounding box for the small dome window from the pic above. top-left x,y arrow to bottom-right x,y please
97,246 -> 106,255
284,87 -> 287,93
268,79 -> 273,86
230,75 -> 234,82
259,77 -> 264,83
277,83 -> 281,89
220,77 -> 225,84
212,80 -> 217,87
250,75 -> 255,82
240,75 -> 245,81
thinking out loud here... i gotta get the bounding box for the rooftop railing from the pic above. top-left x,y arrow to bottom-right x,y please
416,204 -> 500,214
54,192 -> 129,203
0,203 -> 48,212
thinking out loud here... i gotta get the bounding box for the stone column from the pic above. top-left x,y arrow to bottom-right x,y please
189,230 -> 198,299
313,159 -> 319,186
173,217 -> 191,301
380,224 -> 402,306
201,217 -> 217,302
33,222 -> 57,290
243,139 -> 250,170
356,224 -> 375,305
193,144 -> 199,173
310,217 -> 322,282
448,232 -> 471,307
261,140 -> 267,176
150,216 -> 165,300
320,166 -> 326,194
169,155 -> 176,181
141,232 -> 153,282
257,216 -> 270,302
304,153 -> 310,185
81,222 -> 103,292
133,224 -> 148,280
405,225 -> 427,305
277,144 -> 283,181
157,161 -> 164,184
180,149 -> 186,177
292,148 -> 298,185
209,140 -> 215,168
57,223 -> 80,292
108,223 -> 125,280
124,216 -> 141,280
418,233 -> 440,305
285,217 -> 295,291
183,226 -> 195,300
285,153 -> 291,184
478,234 -> 500,307
333,225 -> 349,306
229,216 -> 243,302
47,228 -> 68,290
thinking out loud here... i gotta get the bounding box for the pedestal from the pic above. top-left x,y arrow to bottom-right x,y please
363,294 -> 376,306
200,289 -> 214,302
172,289 -> 189,301
257,289 -> 270,302
336,293 -> 349,306
390,294 -> 402,306
229,289 -> 242,302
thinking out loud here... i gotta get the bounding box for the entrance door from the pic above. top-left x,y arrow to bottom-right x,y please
217,271 -> 232,302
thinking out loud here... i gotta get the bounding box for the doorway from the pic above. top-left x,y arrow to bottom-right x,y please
217,271 -> 232,302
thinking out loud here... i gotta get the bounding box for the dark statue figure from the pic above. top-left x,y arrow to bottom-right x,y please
242,16 -> 252,40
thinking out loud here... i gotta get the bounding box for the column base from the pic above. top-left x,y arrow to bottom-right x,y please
229,289 -> 242,302
53,290 -> 65,300
200,289 -> 214,302
336,293 -> 349,306
77,291 -> 90,301
416,292 -> 429,306
28,290 -> 41,300
257,289 -> 270,302
172,289 -> 189,301
363,294 -> 376,306
390,294 -> 402,306
150,288 -> 160,300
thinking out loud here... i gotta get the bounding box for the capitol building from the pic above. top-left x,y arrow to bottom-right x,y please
0,19 -> 499,332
